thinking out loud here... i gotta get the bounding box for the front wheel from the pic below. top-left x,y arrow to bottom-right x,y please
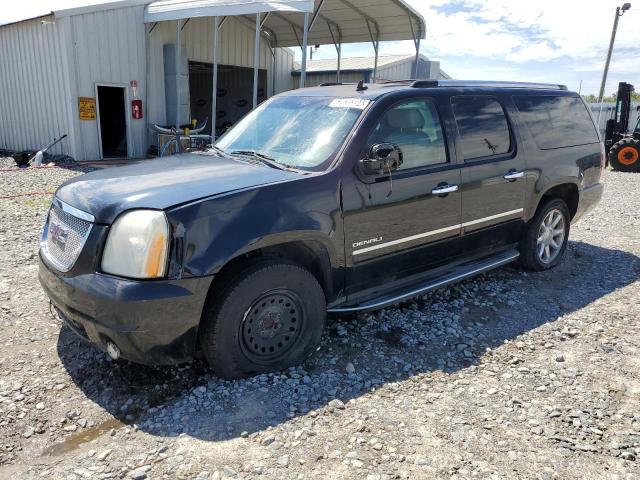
200,261 -> 326,379
519,198 -> 570,271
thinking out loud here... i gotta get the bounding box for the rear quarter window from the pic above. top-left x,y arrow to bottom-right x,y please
513,95 -> 599,150
451,96 -> 512,160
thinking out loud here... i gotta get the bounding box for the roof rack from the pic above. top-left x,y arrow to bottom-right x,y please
410,80 -> 568,90
318,82 -> 359,87
376,79 -> 414,85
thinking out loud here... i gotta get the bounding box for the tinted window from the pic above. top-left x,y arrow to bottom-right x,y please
368,99 -> 447,170
451,96 -> 511,160
513,95 -> 599,149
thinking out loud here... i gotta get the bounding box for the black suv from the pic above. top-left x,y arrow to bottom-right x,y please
39,80 -> 604,379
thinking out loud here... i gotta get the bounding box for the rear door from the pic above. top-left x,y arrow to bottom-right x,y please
451,95 -> 527,254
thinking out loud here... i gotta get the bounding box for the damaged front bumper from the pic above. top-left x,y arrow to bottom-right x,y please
39,257 -> 213,365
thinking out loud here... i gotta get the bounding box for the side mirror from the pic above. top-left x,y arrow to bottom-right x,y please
360,143 -> 403,175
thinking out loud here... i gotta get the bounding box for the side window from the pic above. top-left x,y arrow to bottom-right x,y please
513,95 -> 599,149
451,96 -> 511,160
368,99 -> 448,170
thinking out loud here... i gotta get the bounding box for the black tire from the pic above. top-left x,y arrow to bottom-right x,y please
200,261 -> 326,379
608,138 -> 640,172
518,198 -> 570,271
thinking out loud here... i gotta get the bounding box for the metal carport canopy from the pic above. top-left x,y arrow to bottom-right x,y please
143,0 -> 426,48
143,0 -> 426,134
144,0 -> 315,21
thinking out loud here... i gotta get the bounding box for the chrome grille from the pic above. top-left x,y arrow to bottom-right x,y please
41,202 -> 93,272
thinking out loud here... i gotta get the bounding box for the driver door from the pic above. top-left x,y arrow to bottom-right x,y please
342,97 -> 463,295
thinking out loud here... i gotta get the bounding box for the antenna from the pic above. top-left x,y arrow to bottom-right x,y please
356,80 -> 368,92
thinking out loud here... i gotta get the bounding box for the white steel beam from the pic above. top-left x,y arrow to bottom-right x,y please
253,12 -> 262,108
308,0 -> 325,32
175,19 -> 181,130
211,16 -> 219,138
327,21 -> 342,83
299,12 -> 309,88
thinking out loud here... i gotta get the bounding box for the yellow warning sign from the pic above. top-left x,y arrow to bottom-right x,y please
78,97 -> 96,120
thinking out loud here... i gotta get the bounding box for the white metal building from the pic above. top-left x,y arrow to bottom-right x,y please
293,53 -> 450,87
0,0 -> 426,161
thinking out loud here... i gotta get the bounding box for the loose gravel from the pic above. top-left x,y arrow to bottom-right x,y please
0,157 -> 639,480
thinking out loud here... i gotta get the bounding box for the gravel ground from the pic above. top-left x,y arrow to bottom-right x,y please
0,158 -> 639,480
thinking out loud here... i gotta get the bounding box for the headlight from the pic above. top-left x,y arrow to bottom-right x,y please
101,210 -> 170,279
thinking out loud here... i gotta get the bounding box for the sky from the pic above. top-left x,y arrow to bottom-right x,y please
2,0 -> 638,97
306,0 -> 640,97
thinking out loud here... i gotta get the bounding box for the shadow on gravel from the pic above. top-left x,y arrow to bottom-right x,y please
56,240 -> 640,447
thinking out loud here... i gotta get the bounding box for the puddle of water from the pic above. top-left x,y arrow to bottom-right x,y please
42,417 -> 125,457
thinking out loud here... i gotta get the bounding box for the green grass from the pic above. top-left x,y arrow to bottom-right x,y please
23,196 -> 52,209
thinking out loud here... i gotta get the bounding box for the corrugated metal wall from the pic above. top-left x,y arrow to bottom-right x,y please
148,16 -> 295,132
378,60 -> 413,81
0,10 -> 295,161
274,48 -> 295,94
302,72 -> 364,87
67,6 -> 148,160
0,16 -> 74,156
301,58 -> 441,87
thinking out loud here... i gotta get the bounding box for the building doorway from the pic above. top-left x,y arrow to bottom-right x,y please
97,85 -> 128,158
189,61 -> 267,138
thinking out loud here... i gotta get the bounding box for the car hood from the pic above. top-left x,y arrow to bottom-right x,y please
55,154 -> 301,224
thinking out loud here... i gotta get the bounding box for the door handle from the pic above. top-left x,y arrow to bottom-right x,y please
431,184 -> 459,195
504,171 -> 524,181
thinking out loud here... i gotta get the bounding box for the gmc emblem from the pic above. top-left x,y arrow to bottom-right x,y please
50,222 -> 69,247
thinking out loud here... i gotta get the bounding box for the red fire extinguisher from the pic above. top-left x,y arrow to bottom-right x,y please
130,80 -> 143,119
132,99 -> 143,119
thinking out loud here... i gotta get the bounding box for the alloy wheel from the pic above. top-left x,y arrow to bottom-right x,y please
536,208 -> 566,264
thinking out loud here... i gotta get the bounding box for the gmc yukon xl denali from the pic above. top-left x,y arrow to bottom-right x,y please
39,80 -> 604,379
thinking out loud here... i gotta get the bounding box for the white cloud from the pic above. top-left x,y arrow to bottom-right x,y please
397,0 -> 640,94
404,0 -> 639,61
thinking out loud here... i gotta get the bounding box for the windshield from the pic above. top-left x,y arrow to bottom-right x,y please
215,96 -> 368,171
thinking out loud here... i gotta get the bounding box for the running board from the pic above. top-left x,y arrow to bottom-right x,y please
328,249 -> 520,313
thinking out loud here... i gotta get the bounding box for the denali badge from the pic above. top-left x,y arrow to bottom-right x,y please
50,222 -> 69,247
352,237 -> 383,248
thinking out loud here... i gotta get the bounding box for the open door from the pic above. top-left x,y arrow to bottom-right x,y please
97,85 -> 128,158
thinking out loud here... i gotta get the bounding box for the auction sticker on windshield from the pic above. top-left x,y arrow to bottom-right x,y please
329,98 -> 370,110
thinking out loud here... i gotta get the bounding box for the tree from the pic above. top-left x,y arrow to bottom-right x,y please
584,90 -> 640,103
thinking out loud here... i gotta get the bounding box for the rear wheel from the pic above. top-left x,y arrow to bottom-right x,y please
200,261 -> 326,379
608,138 -> 640,172
519,198 -> 570,271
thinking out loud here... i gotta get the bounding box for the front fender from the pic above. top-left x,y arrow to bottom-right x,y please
166,173 -> 344,278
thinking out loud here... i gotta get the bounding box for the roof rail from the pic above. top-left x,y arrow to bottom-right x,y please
411,80 -> 568,90
318,82 -> 358,87
375,79 -> 415,85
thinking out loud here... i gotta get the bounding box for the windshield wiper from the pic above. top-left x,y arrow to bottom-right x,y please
208,145 -> 227,156
230,150 -> 292,171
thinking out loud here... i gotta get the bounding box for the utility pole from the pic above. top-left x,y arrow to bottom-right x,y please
598,3 -> 631,103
